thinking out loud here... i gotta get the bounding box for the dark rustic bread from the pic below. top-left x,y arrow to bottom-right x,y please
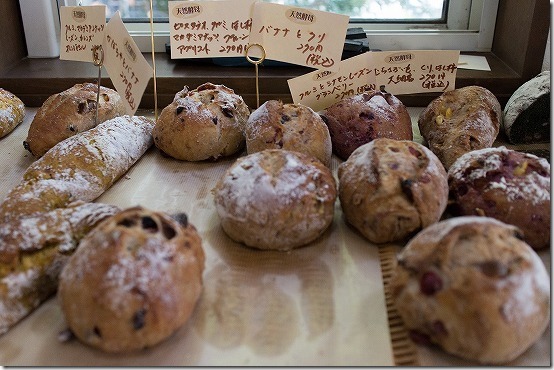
0,88 -> 25,138
320,89 -> 413,160
418,85 -> 501,169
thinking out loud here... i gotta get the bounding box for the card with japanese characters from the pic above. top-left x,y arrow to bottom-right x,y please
59,5 -> 106,62
288,52 -> 376,112
103,11 -> 153,115
169,0 -> 256,59
249,2 -> 349,71
371,50 -> 460,95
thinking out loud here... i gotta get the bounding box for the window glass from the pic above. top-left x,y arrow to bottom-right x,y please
80,0 -> 446,22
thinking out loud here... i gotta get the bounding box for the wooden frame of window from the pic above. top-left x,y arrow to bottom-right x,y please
0,0 -> 550,108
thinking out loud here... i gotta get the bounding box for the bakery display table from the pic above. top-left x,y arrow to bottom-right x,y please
0,108 -> 549,366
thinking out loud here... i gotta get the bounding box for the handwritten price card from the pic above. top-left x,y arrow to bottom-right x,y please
103,12 -> 153,115
249,2 -> 349,71
60,5 -> 106,62
372,50 -> 459,95
169,0 -> 256,58
288,52 -> 376,112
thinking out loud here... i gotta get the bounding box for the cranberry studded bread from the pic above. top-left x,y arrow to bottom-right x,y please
24,83 -> 125,157
338,138 -> 448,244
0,88 -> 25,138
153,83 -> 250,161
245,100 -> 332,167
390,216 -> 550,364
213,149 -> 337,251
503,71 -> 550,144
0,202 -> 120,335
448,147 -> 550,250
58,207 -> 205,353
0,115 -> 154,222
418,86 -> 501,169
320,89 -> 412,160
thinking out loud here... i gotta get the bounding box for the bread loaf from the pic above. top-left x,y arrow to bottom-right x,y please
58,206 -> 205,352
418,86 -> 501,169
24,83 -> 125,157
0,88 -> 25,139
0,202 -> 120,335
0,115 -> 154,222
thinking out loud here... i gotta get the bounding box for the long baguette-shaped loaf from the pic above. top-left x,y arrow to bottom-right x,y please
0,115 -> 154,222
0,202 -> 120,334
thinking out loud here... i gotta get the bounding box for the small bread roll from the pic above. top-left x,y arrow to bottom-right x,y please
24,83 -> 125,157
320,89 -> 413,160
153,83 -> 250,161
213,149 -> 337,251
390,216 -> 550,364
0,88 -> 25,138
418,85 -> 501,169
58,206 -> 205,353
448,146 -> 550,250
338,138 -> 448,244
245,100 -> 332,167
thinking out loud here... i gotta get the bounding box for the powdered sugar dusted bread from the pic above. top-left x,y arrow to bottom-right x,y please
503,71 -> 550,144
58,206 -> 205,353
418,85 -> 501,169
0,115 -> 154,222
448,146 -> 550,250
245,100 -> 332,167
0,202 -> 120,335
320,89 -> 413,160
24,83 -> 125,157
153,83 -> 250,161
0,88 -> 25,139
213,149 -> 337,251
390,216 -> 550,364
338,138 -> 448,244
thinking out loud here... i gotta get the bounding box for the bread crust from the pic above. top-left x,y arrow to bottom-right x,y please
24,83 -> 125,157
214,149 -> 337,250
390,216 -> 550,364
338,138 -> 448,244
245,100 -> 332,167
0,88 -> 25,138
58,206 -> 205,352
153,83 -> 250,161
320,89 -> 413,160
417,85 -> 501,169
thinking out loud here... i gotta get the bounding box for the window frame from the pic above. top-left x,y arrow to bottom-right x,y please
54,0 -> 498,52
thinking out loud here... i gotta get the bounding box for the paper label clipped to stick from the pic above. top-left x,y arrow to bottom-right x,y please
169,0 -> 256,59
288,52 -> 376,112
249,2 -> 349,71
371,50 -> 459,95
59,5 -> 106,62
103,12 -> 153,116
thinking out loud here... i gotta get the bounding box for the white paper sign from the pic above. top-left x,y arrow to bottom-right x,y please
103,12 -> 153,115
60,5 -> 106,62
371,50 -> 459,95
169,0 -> 256,59
288,52 -> 376,112
249,2 -> 349,71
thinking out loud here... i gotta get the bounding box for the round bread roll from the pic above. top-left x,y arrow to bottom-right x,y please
153,83 -> 250,161
0,88 -> 25,139
338,138 -> 448,244
245,100 -> 332,167
213,149 -> 337,251
418,85 -> 501,169
448,146 -> 550,250
24,83 -> 125,157
503,71 -> 550,144
320,89 -> 412,160
58,206 -> 205,353
390,216 -> 550,364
